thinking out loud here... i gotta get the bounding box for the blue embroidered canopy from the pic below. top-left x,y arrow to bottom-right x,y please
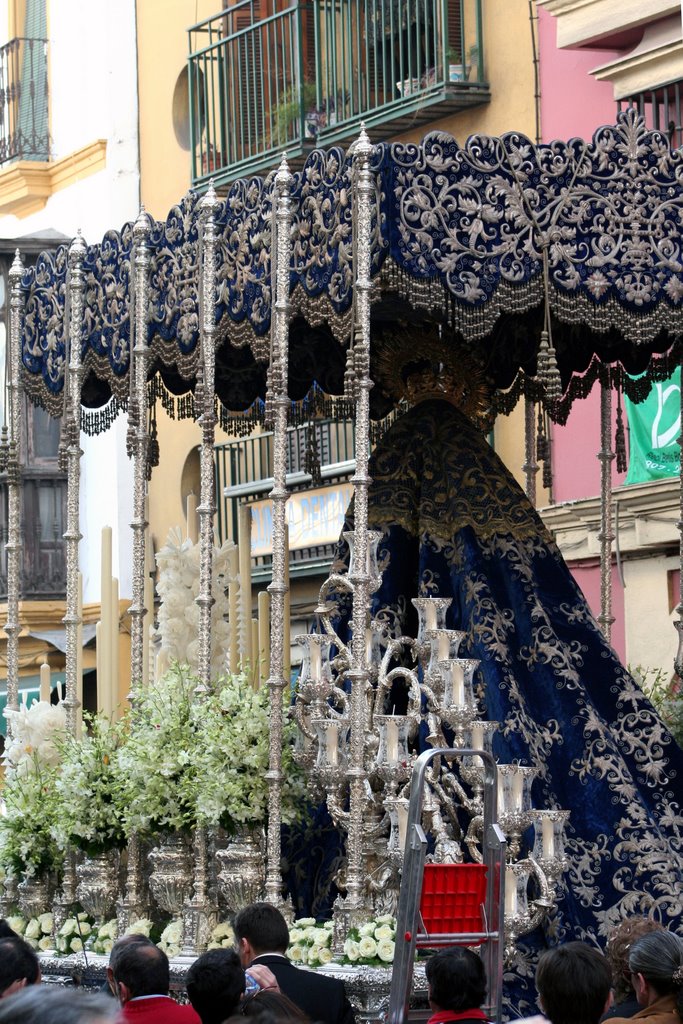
19,110 -> 683,423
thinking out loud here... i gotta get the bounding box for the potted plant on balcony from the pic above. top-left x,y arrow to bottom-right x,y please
447,48 -> 465,83
272,82 -> 318,147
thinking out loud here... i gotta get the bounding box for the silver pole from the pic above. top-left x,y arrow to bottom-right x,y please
129,209 -> 152,691
344,124 -> 375,910
3,251 -> 25,739
196,184 -> 220,693
63,233 -> 86,737
598,373 -> 615,642
265,156 -> 294,907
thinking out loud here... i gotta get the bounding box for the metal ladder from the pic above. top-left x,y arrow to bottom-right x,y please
387,747 -> 506,1024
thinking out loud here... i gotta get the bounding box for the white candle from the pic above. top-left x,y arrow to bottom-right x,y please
309,642 -> 322,682
39,662 -> 50,703
186,492 -> 198,545
424,602 -> 437,630
251,619 -> 259,688
258,590 -> 270,684
228,547 -> 239,672
498,773 -> 507,814
470,723 -> 484,752
143,568 -> 154,689
238,505 -> 253,668
100,526 -> 112,714
511,769 -> 524,811
437,632 -> 450,660
542,816 -> 555,859
110,577 -> 120,718
76,572 -> 83,738
505,867 -> 518,917
396,800 -> 409,851
326,722 -> 339,766
385,719 -> 400,764
284,524 -> 291,683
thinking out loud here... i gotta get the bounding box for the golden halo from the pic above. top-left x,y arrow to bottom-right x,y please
373,322 -> 494,432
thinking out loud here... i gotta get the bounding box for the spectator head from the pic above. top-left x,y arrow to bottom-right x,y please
185,948 -> 245,1024
110,942 -> 170,1006
0,922 -> 17,941
233,904 -> 290,966
240,990 -> 310,1022
425,948 -> 487,1013
628,930 -> 683,1016
605,917 -> 664,1005
0,935 -> 41,998
0,987 -> 117,1023
536,943 -> 612,1024
105,933 -> 155,996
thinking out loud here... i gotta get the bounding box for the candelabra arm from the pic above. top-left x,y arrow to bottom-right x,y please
384,666 -> 422,716
441,766 -> 478,815
526,854 -> 555,931
329,685 -> 351,715
464,816 -> 485,864
291,703 -> 316,741
327,789 -> 352,826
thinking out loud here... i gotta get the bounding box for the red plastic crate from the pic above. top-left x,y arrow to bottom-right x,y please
418,863 -> 488,942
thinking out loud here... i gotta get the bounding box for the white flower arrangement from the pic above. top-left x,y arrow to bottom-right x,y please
124,918 -> 154,939
207,920 -> 235,950
155,528 -> 233,680
18,913 -> 54,951
56,913 -> 94,955
3,701 -> 67,775
87,918 -> 119,955
287,918 -> 335,967
158,918 -> 183,959
342,915 -> 396,965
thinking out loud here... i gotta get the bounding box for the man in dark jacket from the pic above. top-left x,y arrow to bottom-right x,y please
234,903 -> 356,1024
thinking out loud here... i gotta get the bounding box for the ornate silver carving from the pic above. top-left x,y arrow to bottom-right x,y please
148,833 -> 193,916
3,251 -> 25,738
62,234 -> 87,736
181,826 -> 219,956
17,875 -> 53,920
264,156 -> 294,908
216,827 -> 266,913
523,396 -> 537,504
129,208 -> 152,691
76,850 -> 120,921
196,184 -> 221,692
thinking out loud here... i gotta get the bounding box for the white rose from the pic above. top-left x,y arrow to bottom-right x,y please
25,919 -> 41,940
358,936 -> 377,959
71,938 -> 83,952
308,946 -> 322,965
377,939 -> 395,963
359,923 -> 376,937
311,928 -> 329,946
289,945 -> 304,963
344,939 -> 360,962
375,915 -> 395,925
38,913 -> 53,934
317,947 -> 333,964
38,937 -> 53,951
166,944 -> 181,959
77,913 -> 89,922
288,928 -> 304,944
125,919 -> 153,937
25,937 -> 39,950
79,922 -> 92,937
59,918 -> 77,938
207,941 -> 221,950
102,939 -> 114,954
6,916 -> 26,935
296,917 -> 316,927
374,925 -> 394,940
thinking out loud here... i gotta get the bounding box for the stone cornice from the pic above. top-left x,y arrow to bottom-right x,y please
537,0 -> 678,49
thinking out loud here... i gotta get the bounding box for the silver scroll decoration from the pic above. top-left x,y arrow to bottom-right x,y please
523,396 -> 538,505
342,124 -> 376,916
129,208 -> 152,690
196,183 -> 221,693
264,156 -> 295,908
63,233 -> 86,737
3,251 -> 25,740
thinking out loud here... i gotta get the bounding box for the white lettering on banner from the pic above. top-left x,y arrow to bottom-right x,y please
250,483 -> 354,557
651,382 -> 681,450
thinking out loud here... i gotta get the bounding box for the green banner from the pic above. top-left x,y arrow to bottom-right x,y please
624,370 -> 681,484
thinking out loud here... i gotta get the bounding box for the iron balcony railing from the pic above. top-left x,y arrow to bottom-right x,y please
619,81 -> 683,150
189,0 -> 486,185
215,418 -> 355,573
0,36 -> 49,165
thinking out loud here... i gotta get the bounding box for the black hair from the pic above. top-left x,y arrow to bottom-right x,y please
0,987 -> 117,1023
425,947 -> 487,1012
0,935 -> 40,996
536,943 -> 612,1024
186,948 -> 245,1024
233,903 -> 290,956
241,990 -> 310,1022
111,941 -> 169,999
0,920 -> 18,940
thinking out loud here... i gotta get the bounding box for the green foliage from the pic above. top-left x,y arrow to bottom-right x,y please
0,757 -> 64,879
630,663 -> 683,748
272,82 -> 317,146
